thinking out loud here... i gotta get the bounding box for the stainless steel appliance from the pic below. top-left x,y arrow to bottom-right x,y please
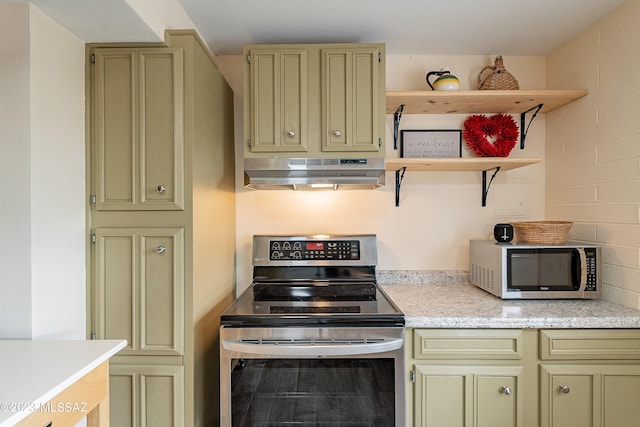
220,235 -> 405,426
470,239 -> 601,299
243,157 -> 385,190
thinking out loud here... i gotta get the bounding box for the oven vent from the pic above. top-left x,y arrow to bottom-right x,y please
470,263 -> 495,292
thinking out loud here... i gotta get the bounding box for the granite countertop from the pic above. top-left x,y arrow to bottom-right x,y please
380,282 -> 640,329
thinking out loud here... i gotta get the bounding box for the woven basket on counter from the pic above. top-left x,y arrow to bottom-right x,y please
478,56 -> 519,90
510,221 -> 574,244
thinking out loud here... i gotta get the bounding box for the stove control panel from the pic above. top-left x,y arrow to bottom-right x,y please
269,240 -> 360,260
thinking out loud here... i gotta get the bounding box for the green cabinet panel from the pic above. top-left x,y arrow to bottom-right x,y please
92,48 -> 184,210
413,329 -> 523,360
540,364 -> 640,427
321,46 -> 381,152
476,374 -> 520,427
413,364 -> 522,427
93,227 -> 184,356
110,364 -> 185,427
540,329 -> 640,360
247,48 -> 307,152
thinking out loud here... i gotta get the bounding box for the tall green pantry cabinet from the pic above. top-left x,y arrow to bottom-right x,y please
87,30 -> 236,427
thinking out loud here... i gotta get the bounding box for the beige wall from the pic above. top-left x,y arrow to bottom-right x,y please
0,3 -> 32,338
217,54 -> 548,294
29,5 -> 86,339
0,3 -> 86,339
546,0 -> 640,309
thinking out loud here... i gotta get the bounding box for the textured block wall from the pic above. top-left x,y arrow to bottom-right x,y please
546,0 -> 640,309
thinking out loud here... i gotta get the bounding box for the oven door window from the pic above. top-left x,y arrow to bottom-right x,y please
507,248 -> 580,291
230,358 -> 395,426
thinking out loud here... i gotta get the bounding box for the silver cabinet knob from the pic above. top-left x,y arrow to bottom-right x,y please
156,245 -> 166,255
499,386 -> 512,396
558,385 -> 570,394
156,185 -> 166,193
287,130 -> 295,137
333,130 -> 342,137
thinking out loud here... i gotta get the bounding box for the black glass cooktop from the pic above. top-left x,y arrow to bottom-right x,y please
221,267 -> 404,327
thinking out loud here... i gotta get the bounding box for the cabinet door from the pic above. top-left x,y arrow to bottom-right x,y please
93,227 -> 184,356
110,364 -> 185,427
541,364 -> 640,427
321,47 -> 381,152
248,48 -> 307,152
414,365 -> 522,427
602,369 -> 640,426
476,375 -> 520,427
92,48 -> 184,210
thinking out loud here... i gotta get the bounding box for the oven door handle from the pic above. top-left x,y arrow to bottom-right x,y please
222,338 -> 403,356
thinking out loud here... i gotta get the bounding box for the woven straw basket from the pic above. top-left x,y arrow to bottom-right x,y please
510,221 -> 574,245
478,56 -> 519,90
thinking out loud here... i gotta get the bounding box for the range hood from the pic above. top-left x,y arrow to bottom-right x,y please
244,157 -> 385,190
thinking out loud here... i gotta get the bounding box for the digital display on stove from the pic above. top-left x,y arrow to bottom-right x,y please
306,242 -> 324,251
269,240 -> 360,261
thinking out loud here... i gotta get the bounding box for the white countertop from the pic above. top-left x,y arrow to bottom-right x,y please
381,282 -> 640,329
0,339 -> 126,426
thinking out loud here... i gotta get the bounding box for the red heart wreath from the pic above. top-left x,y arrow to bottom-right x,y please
463,113 -> 519,157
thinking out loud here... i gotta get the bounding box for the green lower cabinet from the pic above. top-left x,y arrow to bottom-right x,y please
109,364 -> 185,427
413,365 -> 522,427
408,329 -> 640,427
540,364 -> 640,427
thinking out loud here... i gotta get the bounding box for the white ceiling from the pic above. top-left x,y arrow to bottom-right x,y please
178,0 -> 627,55
8,0 -> 629,56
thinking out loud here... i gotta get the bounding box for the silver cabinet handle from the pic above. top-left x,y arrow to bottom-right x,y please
499,386 -> 512,396
559,385 -> 570,393
287,130 -> 295,137
156,185 -> 166,193
156,245 -> 166,255
333,130 -> 342,137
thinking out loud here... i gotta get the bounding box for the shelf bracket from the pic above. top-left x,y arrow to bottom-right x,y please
520,103 -> 543,149
394,167 -> 407,207
393,104 -> 405,150
482,167 -> 501,207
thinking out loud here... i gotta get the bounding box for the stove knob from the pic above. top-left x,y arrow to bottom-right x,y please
272,251 -> 280,259
283,242 -> 291,250
292,251 -> 302,259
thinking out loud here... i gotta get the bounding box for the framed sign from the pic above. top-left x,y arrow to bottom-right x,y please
400,130 -> 462,158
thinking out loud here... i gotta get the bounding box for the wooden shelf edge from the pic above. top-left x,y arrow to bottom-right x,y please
385,157 -> 542,172
385,89 -> 588,115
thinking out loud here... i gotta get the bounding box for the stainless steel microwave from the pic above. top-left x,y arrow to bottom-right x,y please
470,239 -> 601,299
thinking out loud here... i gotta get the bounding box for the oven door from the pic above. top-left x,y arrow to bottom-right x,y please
220,326 -> 405,427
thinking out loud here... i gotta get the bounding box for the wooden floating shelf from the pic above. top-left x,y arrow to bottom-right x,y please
386,157 -> 542,207
385,157 -> 542,172
386,89 -> 588,115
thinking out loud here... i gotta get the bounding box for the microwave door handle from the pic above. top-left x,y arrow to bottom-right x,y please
576,248 -> 588,291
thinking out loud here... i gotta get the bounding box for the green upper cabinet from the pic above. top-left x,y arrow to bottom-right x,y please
247,48 -> 308,153
244,43 -> 385,158
92,48 -> 185,210
321,46 -> 382,152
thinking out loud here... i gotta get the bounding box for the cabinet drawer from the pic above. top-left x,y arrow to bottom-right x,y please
413,329 -> 523,360
540,329 -> 640,360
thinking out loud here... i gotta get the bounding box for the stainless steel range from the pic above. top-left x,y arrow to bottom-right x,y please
220,235 -> 405,427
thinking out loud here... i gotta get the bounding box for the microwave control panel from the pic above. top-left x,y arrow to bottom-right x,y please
269,240 -> 360,261
584,247 -> 598,291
